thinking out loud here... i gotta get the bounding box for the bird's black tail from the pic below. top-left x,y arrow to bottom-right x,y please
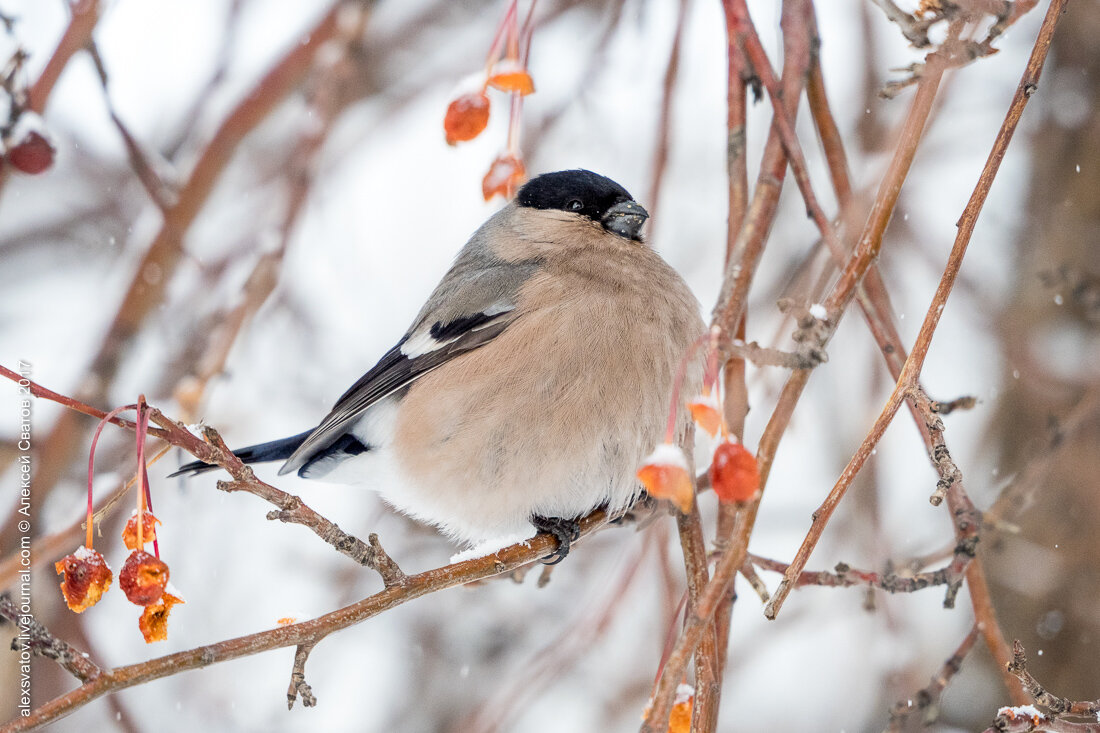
169,430 -> 312,477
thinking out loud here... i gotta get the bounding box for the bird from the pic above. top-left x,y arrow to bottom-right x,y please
174,169 -> 705,562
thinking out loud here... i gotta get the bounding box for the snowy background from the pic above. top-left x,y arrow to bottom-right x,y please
2,0 -> 1096,731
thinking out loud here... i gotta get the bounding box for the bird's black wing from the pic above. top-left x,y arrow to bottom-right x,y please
277,257 -> 539,475
277,316 -> 508,475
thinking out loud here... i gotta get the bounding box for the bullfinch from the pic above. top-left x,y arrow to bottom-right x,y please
174,169 -> 705,562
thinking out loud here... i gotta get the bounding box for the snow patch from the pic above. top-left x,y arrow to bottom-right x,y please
449,533 -> 532,563
641,442 -> 688,470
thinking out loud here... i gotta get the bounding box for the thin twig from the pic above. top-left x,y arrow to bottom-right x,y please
85,41 -> 178,211
713,0 -> 752,689
643,3 -> 814,728
646,0 -> 689,237
0,365 -> 167,439
886,624 -> 980,731
156,416 -> 398,578
0,594 -> 102,683
25,0 -> 361,514
287,641 -> 318,709
985,389 -> 1100,529
750,554 -> 960,596
910,390 -> 980,609
177,2 -> 371,421
27,0 -> 101,114
869,0 -> 935,48
675,498 -> 719,733
765,0 -> 1063,617
5,510 -> 608,732
1006,641 -> 1100,719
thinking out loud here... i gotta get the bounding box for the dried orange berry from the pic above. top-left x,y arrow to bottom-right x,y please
119,550 -> 169,606
486,60 -> 535,95
444,90 -> 491,145
122,510 -> 161,550
482,153 -> 526,200
668,696 -> 693,733
687,393 -> 723,437
55,547 -> 113,613
709,440 -> 760,504
138,590 -> 183,643
637,443 -> 694,513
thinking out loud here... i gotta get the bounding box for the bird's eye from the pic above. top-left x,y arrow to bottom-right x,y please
566,199 -> 584,211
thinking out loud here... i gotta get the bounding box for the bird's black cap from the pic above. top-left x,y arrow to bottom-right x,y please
517,169 -> 636,223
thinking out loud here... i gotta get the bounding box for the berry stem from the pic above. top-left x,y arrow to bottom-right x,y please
87,403 -> 137,549
484,0 -> 519,74
134,395 -> 158,555
505,91 -> 523,158
665,330 -> 713,442
135,398 -> 146,550
520,0 -> 537,66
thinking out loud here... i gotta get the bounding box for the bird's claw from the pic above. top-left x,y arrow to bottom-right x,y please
531,515 -> 581,565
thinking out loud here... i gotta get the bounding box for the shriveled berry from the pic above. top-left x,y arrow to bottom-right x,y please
119,550 -> 169,606
55,547 -> 113,613
138,591 -> 183,643
122,510 -> 161,551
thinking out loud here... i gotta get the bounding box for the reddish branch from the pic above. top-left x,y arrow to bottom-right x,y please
725,0 -> 956,633
644,3 -> 814,729
177,4 -> 371,422
763,0 -> 1065,618
712,0 -> 752,702
0,364 -> 166,439
152,412 -> 405,581
645,0 -> 689,234
648,2 -> 1059,726
86,41 -> 178,212
0,369 -> 614,730
981,641 -> 1100,731
5,511 -> 606,732
910,390 -> 981,608
0,365 -> 398,579
27,0 -> 101,114
0,1 -> 1073,729
675,499 -> 720,733
27,1 -> 358,513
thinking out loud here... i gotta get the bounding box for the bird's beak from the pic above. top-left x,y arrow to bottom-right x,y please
602,200 -> 649,241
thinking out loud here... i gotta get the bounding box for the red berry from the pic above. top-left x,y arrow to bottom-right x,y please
443,91 -> 491,145
6,131 -> 55,174
709,440 -> 761,504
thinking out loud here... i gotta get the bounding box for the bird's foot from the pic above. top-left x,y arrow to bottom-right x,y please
531,515 -> 581,565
